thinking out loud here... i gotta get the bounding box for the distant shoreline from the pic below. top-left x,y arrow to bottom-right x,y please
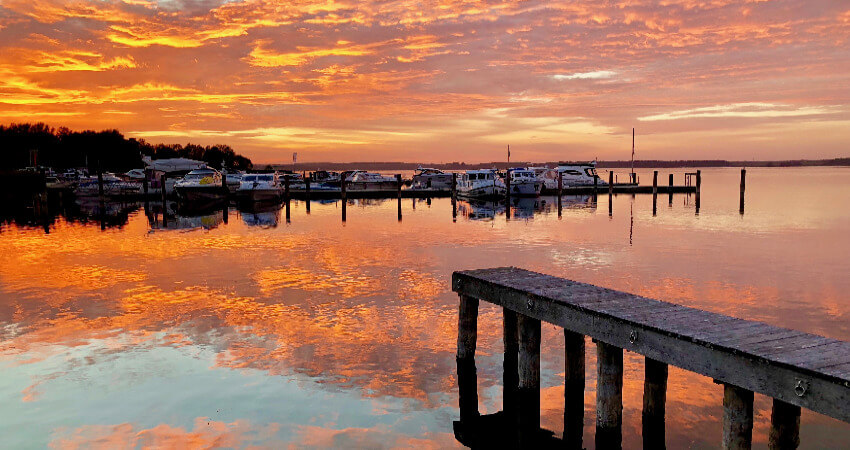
269,158 -> 850,171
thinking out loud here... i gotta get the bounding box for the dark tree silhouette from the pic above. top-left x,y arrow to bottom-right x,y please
0,122 -> 253,171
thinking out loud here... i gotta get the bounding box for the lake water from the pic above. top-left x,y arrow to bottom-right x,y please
1,167 -> 849,448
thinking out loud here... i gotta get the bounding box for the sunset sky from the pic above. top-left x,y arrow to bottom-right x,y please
0,0 -> 848,163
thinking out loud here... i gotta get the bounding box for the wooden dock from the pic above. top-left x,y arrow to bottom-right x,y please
452,267 -> 850,449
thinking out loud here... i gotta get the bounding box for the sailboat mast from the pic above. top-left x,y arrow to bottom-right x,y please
631,128 -> 635,183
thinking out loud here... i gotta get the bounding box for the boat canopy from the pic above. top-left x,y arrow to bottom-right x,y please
143,157 -> 207,173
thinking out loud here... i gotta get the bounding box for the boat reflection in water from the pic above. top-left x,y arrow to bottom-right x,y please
147,203 -> 226,231
238,202 -> 282,228
457,195 -> 596,221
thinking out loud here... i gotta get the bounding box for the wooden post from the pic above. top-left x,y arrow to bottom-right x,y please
608,171 -> 614,217
643,358 -> 668,449
564,330 -> 585,450
596,341 -> 623,450
160,174 -> 167,205
398,197 -> 402,222
695,169 -> 701,213
722,384 -> 753,450
517,314 -> 541,448
739,168 -> 746,215
505,170 -> 511,199
452,196 -> 457,222
305,176 -> 311,214
284,177 -> 290,223
396,174 -> 402,198
457,295 -> 479,424
503,309 -> 519,418
451,172 -> 457,198
668,173 -> 674,206
97,169 -> 105,199
594,171 -> 598,195
558,171 -> 563,218
341,176 -> 347,222
652,170 -> 658,216
769,399 -> 800,450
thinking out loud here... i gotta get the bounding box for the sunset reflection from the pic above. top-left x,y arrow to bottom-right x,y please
1,168 -> 850,447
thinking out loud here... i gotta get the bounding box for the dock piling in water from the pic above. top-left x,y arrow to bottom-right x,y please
652,171 -> 658,216
456,295 -> 479,424
558,172 -> 564,218
564,330 -> 585,450
740,169 -> 746,215
669,173 -> 674,206
517,313 -> 541,448
769,399 -> 801,450
643,358 -> 668,449
722,383 -> 754,450
503,309 -> 519,420
305,176 -> 311,214
596,341 -> 624,450
609,171 -> 614,217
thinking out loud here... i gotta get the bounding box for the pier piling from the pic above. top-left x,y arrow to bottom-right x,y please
558,172 -> 563,218
740,169 -> 746,215
517,314 -> 541,448
652,171 -> 658,216
160,174 -> 167,205
457,295 -> 479,424
669,173 -> 674,206
503,309 -> 519,418
769,400 -> 800,450
695,170 -> 702,213
643,358 -> 668,449
722,384 -> 754,450
305,176 -> 311,214
451,173 -> 457,199
564,330 -> 585,450
608,171 -> 614,217
596,341 -> 624,450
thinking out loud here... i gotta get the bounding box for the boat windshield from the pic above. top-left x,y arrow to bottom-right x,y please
184,173 -> 212,180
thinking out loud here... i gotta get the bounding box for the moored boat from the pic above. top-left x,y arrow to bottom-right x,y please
556,161 -> 607,187
411,167 -> 453,191
344,171 -> 398,192
457,169 -> 505,199
505,168 -> 542,196
174,168 -> 229,204
236,173 -> 283,203
74,173 -> 142,197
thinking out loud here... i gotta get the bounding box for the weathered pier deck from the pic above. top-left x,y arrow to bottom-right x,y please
452,267 -> 850,449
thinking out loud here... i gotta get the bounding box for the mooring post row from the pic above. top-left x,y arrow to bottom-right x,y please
451,268 -> 849,449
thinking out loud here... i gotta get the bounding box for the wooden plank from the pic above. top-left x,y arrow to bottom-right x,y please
453,268 -> 850,422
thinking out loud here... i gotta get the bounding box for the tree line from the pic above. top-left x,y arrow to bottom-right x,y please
0,123 -> 253,171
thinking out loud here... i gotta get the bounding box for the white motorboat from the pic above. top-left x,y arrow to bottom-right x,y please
457,169 -> 506,199
224,171 -> 244,194
528,166 -> 560,191
74,173 -> 142,197
174,168 -> 229,204
344,171 -> 398,192
556,162 -> 607,187
505,168 -> 542,196
143,157 -> 207,196
236,173 -> 283,203
411,167 -> 453,191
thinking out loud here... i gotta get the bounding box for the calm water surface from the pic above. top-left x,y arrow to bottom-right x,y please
1,167 -> 850,448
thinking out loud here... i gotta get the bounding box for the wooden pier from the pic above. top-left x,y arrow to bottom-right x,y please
452,267 -> 850,449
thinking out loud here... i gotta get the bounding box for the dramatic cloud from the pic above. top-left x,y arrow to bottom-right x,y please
0,0 -> 848,162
